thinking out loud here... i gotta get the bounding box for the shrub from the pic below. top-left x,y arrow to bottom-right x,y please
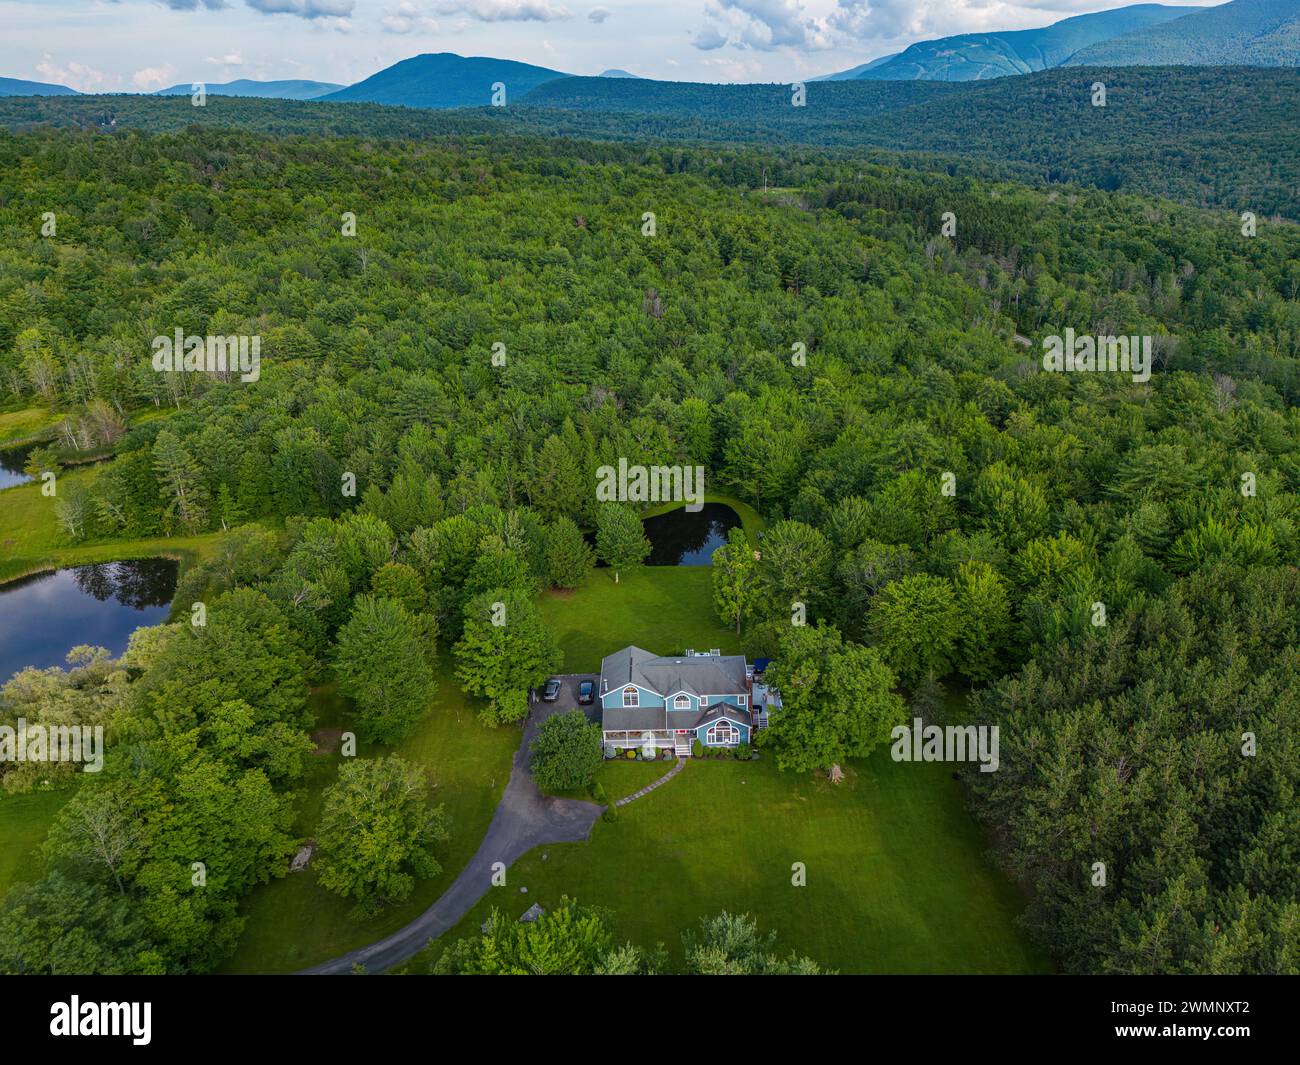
734,742 -> 752,761
529,710 -> 603,793
602,804 -> 620,823
625,748 -> 636,760
591,781 -> 608,803
691,739 -> 704,758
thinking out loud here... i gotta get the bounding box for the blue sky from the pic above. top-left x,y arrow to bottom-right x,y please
2,0 -> 1223,90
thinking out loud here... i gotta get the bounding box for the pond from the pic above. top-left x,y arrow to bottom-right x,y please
0,559 -> 178,683
642,502 -> 742,565
0,443 -> 34,490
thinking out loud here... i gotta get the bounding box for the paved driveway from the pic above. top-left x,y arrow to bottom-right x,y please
538,672 -> 600,725
302,692 -> 602,975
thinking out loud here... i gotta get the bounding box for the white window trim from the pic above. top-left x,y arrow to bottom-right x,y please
622,686 -> 639,708
673,694 -> 690,710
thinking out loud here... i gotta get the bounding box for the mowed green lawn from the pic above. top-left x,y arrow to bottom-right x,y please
542,565 -> 742,670
0,789 -> 75,901
220,662 -> 517,973
403,560 -> 1051,975
411,751 -> 1050,974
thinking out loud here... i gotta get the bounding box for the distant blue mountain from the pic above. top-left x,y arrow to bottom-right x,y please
812,54 -> 900,81
821,4 -> 1198,82
156,79 -> 342,100
322,53 -> 569,109
0,76 -> 78,97
1066,0 -> 1300,68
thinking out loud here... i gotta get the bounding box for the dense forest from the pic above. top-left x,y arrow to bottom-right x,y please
0,113 -> 1296,974
3,64 -> 1300,218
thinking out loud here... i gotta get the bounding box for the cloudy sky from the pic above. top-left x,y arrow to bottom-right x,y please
3,0 -> 1223,90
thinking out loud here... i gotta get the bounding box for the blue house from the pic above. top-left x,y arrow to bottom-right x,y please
599,646 -> 753,756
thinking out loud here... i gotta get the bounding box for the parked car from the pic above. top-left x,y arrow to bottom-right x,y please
542,678 -> 562,702
578,679 -> 595,704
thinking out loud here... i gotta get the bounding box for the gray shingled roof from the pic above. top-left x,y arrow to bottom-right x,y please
691,702 -> 752,729
603,700 -> 752,733
601,705 -> 672,732
600,645 -> 748,700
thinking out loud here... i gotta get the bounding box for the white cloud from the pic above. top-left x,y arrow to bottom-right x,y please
427,0 -> 572,22
587,6 -> 610,23
244,0 -> 356,19
36,55 -> 111,92
692,24 -> 728,51
132,64 -> 178,90
695,0 -> 834,54
828,1 -> 1047,42
381,1 -> 439,33
205,51 -> 245,65
699,55 -> 765,81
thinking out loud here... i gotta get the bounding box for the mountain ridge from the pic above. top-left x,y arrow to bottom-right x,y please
1066,0 -> 1300,67
321,53 -> 569,108
842,3 -> 1199,81
156,79 -> 342,100
0,76 -> 78,97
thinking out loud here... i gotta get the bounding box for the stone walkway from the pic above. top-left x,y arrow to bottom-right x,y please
615,757 -> 686,807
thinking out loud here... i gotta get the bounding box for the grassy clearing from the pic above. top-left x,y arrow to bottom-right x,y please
0,465 -> 222,584
0,407 -> 59,446
400,558 -> 1048,975
406,751 -> 1050,975
541,566 -> 741,671
0,788 -> 75,901
220,662 -> 517,973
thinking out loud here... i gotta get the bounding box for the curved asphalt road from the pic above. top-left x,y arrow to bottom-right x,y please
301,707 -> 602,975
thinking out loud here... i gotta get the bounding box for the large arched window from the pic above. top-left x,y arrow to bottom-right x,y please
674,694 -> 690,710
622,686 -> 639,708
707,723 -> 739,745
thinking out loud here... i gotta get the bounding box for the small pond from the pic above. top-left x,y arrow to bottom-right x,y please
642,502 -> 742,565
0,443 -> 34,490
0,559 -> 178,683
